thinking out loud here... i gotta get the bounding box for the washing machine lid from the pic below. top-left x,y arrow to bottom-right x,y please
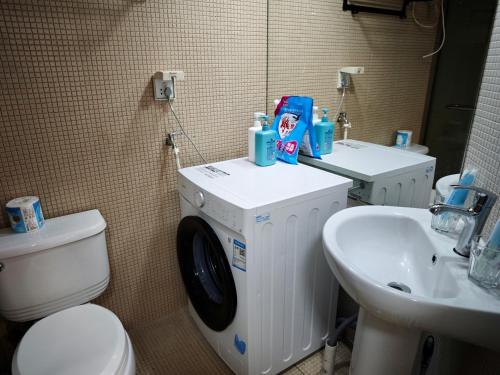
13,304 -> 127,375
299,140 -> 435,182
178,158 -> 352,209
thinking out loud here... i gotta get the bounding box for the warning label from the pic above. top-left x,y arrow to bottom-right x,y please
232,239 -> 246,272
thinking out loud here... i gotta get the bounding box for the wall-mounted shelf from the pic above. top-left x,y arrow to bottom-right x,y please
342,0 -> 432,18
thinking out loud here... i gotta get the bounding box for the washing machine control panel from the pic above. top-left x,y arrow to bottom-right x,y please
179,176 -> 245,233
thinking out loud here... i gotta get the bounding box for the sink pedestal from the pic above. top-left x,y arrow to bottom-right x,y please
350,308 -> 421,375
323,206 -> 500,371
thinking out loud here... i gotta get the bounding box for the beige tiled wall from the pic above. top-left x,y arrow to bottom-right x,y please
0,0 -> 437,331
268,0 -> 438,145
0,0 -> 267,328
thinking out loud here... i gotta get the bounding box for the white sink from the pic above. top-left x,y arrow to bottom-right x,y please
323,205 -> 500,375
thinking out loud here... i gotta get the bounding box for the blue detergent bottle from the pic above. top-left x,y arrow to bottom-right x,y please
315,108 -> 334,154
255,115 -> 277,167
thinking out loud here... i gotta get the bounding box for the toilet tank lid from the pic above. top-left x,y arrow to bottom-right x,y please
0,209 -> 106,260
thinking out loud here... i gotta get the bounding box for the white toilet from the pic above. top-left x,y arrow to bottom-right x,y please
435,173 -> 461,200
0,210 -> 135,375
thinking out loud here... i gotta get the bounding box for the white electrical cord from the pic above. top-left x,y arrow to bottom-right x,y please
422,0 -> 446,59
334,87 -> 346,121
412,1 -> 439,29
167,99 -> 208,165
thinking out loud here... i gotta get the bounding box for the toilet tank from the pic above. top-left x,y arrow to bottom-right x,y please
0,210 -> 110,322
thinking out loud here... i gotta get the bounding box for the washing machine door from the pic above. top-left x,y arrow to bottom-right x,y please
177,216 -> 237,331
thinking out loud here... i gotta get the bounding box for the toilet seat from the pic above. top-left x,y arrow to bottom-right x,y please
12,304 -> 132,375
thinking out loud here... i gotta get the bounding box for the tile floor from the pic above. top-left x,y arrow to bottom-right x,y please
129,308 -> 352,375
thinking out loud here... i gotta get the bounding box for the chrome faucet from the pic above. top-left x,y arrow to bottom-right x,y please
429,185 -> 497,257
337,112 -> 351,140
337,112 -> 348,125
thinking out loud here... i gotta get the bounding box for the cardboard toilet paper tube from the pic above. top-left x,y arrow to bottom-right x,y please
6,196 -> 45,233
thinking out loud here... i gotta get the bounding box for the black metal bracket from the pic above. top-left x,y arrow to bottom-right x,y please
342,0 -> 432,19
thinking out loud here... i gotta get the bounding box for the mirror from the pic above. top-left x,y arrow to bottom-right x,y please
267,0 -> 496,183
267,2 -> 500,371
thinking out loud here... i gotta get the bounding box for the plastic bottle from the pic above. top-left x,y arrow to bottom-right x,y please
300,105 -> 320,157
255,115 -> 277,167
249,112 -> 265,162
312,106 -> 321,126
315,108 -> 334,155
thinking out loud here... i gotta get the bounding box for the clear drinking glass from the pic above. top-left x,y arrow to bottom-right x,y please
430,194 -> 467,238
469,237 -> 500,288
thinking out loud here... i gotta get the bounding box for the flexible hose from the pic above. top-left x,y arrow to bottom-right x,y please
327,313 -> 358,347
321,313 -> 358,375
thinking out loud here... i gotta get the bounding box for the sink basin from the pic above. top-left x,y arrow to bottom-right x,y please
323,205 -> 500,375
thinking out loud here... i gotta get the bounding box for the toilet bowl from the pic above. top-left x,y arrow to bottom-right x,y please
0,210 -> 135,374
12,304 -> 135,375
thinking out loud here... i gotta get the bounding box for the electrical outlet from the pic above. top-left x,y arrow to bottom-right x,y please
337,71 -> 350,89
337,67 -> 365,89
153,79 -> 173,100
153,70 -> 185,101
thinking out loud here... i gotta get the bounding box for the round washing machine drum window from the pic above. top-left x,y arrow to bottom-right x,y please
177,216 -> 237,331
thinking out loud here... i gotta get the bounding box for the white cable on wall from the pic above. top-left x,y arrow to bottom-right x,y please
420,0 -> 446,59
412,0 -> 439,29
168,99 -> 208,165
334,87 -> 346,121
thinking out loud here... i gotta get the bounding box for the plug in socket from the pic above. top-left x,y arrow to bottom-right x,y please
153,79 -> 174,100
153,70 -> 185,101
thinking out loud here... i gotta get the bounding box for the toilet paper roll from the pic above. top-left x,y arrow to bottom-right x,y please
6,196 -> 45,233
395,130 -> 413,148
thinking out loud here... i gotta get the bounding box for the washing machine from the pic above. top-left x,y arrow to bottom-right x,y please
299,140 -> 436,208
176,158 -> 352,375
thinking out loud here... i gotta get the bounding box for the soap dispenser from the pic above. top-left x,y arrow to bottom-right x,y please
249,112 -> 265,162
315,108 -> 334,155
255,115 -> 277,167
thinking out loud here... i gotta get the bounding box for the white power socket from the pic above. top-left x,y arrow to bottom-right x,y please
153,70 -> 185,101
337,66 -> 365,89
153,79 -> 174,100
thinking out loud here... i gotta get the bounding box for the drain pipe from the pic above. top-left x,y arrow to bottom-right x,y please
320,314 -> 358,375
